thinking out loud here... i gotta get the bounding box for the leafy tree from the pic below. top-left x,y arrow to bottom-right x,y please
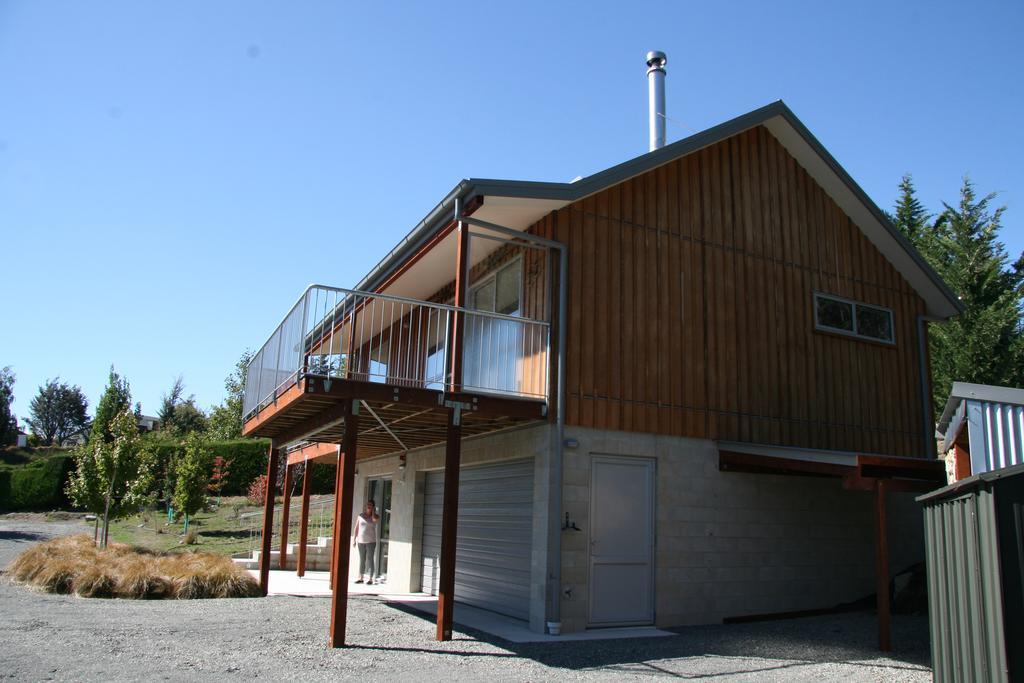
91,367 -> 132,444
169,399 -> 207,435
207,350 -> 253,440
24,378 -> 89,446
894,177 -> 1024,406
158,376 -> 207,436
0,366 -> 17,446
172,432 -> 213,532
207,455 -> 233,504
67,408 -> 154,547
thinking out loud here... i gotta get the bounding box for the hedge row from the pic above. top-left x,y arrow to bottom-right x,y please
147,438 -> 336,497
149,438 -> 272,497
0,454 -> 75,511
0,440 -> 337,511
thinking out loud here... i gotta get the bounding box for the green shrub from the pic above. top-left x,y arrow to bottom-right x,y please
0,468 -> 11,504
0,454 -> 74,511
145,438 -> 270,498
213,439 -> 270,495
309,462 -> 337,495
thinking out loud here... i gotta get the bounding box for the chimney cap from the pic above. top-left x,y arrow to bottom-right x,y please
646,50 -> 667,68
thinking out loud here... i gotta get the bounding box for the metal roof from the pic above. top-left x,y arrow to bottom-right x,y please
938,381 -> 1024,472
354,100 -> 962,319
917,460 -> 1024,504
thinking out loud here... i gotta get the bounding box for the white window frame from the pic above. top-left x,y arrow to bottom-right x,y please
813,291 -> 895,345
469,256 -> 523,317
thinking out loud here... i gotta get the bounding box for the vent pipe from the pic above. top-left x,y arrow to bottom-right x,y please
646,50 -> 667,151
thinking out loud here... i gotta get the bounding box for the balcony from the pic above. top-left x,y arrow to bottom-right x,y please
241,284 -> 550,456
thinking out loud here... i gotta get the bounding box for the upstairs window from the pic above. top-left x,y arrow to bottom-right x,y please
814,293 -> 894,344
471,258 -> 522,316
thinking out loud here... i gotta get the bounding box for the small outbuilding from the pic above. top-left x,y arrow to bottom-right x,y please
918,462 -> 1024,682
937,382 -> 1024,483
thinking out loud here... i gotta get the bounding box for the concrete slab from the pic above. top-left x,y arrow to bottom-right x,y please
251,569 -> 674,643
391,599 -> 675,643
248,569 -> 409,598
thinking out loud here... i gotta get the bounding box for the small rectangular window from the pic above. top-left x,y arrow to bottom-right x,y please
814,293 -> 894,344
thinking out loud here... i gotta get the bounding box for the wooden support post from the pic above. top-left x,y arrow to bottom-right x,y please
279,464 -> 293,570
329,403 -> 360,648
297,461 -> 313,577
436,408 -> 463,641
258,445 -> 280,597
447,220 -> 470,393
329,451 -> 342,589
874,479 -> 891,651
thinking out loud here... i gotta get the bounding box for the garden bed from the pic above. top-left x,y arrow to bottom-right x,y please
6,534 -> 260,599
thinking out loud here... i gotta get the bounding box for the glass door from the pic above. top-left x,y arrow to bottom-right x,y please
366,478 -> 392,582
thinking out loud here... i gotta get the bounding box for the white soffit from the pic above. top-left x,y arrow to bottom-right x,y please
471,195 -> 568,232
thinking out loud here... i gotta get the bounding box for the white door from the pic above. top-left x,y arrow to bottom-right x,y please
588,455 -> 655,626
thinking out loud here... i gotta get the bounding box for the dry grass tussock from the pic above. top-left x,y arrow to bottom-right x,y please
5,535 -> 260,599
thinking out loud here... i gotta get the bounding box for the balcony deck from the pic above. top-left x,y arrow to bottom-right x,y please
243,373 -> 547,460
241,283 -> 551,460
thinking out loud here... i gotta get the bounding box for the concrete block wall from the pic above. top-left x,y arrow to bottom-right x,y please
559,426 -> 925,632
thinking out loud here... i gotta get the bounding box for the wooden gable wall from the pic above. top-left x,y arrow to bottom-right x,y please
531,124 -> 929,458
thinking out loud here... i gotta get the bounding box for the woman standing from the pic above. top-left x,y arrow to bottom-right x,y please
352,499 -> 380,584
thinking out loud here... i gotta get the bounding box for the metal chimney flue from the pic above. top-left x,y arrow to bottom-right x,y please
646,50 -> 667,152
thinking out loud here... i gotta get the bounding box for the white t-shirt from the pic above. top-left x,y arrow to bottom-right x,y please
353,513 -> 378,543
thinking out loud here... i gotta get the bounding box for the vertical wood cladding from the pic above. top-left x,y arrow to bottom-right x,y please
545,125 -> 928,457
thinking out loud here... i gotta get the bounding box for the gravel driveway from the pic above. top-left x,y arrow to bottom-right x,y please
0,515 -> 932,681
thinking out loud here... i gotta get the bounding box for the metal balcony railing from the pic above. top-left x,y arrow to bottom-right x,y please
243,284 -> 550,422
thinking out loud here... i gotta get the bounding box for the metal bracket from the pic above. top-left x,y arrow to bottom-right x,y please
443,399 -> 474,426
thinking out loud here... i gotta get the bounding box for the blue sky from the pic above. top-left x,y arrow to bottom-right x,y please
2,0 -> 1022,424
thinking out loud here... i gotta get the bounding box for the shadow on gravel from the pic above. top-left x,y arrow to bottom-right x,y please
0,531 -> 49,543
384,603 -> 931,678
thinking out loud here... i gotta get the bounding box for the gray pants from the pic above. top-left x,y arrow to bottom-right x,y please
357,542 -> 376,578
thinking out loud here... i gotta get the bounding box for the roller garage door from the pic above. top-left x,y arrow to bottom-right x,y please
420,459 -> 534,620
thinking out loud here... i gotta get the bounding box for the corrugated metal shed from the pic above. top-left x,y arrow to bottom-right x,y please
918,462 -> 1024,682
938,382 -> 1024,475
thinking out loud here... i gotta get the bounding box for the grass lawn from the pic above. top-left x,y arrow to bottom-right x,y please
106,496 -> 266,557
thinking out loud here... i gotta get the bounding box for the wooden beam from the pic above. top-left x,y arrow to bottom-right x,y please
329,449 -> 342,590
330,403 -> 360,648
842,475 -> 940,494
278,464 -> 293,570
448,221 -> 470,393
719,449 -> 854,478
242,380 -> 307,436
258,445 -> 280,596
286,441 -> 338,466
856,454 -> 946,483
273,400 -> 353,448
874,478 -> 891,652
436,408 -> 463,641
297,461 -> 312,577
302,372 -> 548,421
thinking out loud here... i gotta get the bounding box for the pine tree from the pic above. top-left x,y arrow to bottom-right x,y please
90,367 -> 133,444
0,367 -> 17,446
891,174 -> 932,249
922,178 -> 1024,405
